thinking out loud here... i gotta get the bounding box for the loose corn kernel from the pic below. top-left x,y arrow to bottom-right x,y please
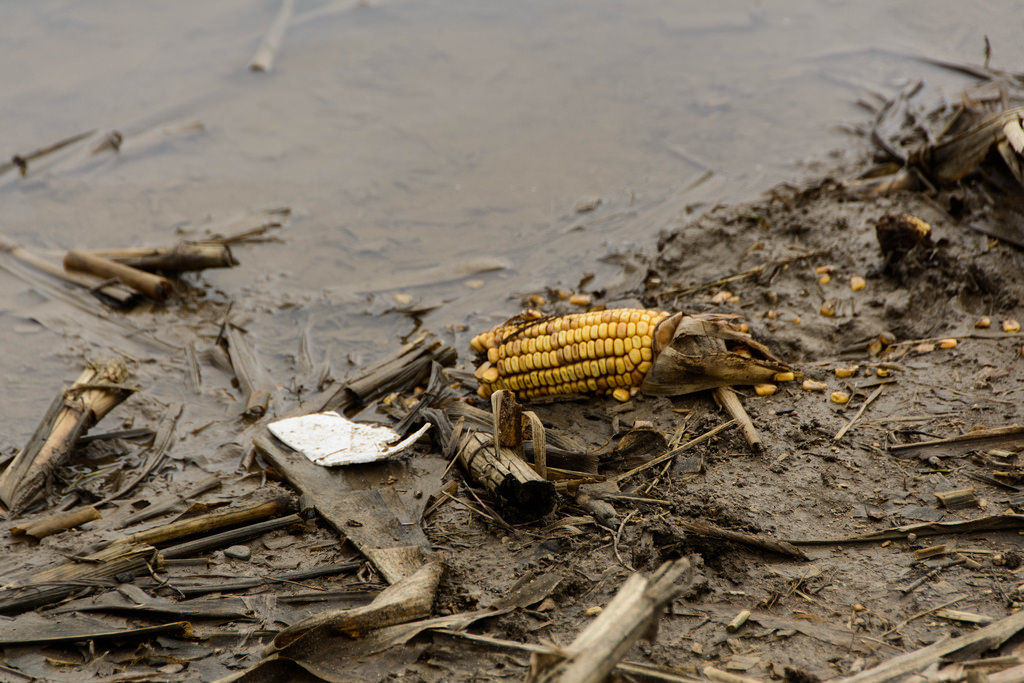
820,300 -> 836,317
914,343 -> 935,354
975,316 -> 991,329
773,372 -> 795,382
938,338 -> 957,349
834,366 -> 857,378
850,276 -> 866,291
711,290 -> 732,305
876,368 -> 890,377
818,274 -> 831,285
754,383 -> 778,396
830,391 -> 850,404
802,379 -> 828,392
1003,319 -> 1021,333
814,265 -> 834,275
612,387 -> 630,402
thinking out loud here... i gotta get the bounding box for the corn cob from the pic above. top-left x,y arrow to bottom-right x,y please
470,308 -> 673,402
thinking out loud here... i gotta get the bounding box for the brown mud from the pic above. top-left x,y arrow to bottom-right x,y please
2,4 -> 1024,683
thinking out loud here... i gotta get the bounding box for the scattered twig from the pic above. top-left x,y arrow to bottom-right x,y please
615,419 -> 737,484
0,129 -> 95,178
834,384 -> 885,441
889,425 -> 1024,460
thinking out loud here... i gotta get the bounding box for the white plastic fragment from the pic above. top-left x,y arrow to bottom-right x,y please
268,411 -> 431,467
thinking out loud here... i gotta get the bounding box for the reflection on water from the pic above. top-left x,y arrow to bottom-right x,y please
0,0 -> 1021,444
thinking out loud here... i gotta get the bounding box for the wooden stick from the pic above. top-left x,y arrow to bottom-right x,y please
0,359 -> 133,514
111,497 -> 292,549
834,384 -> 885,441
713,386 -> 761,452
89,242 -> 237,272
249,0 -> 297,72
64,249 -> 173,301
222,324 -> 274,419
890,425 -> 1024,460
0,129 -> 95,177
531,558 -> 692,682
10,506 -> 101,539
0,231 -> 136,306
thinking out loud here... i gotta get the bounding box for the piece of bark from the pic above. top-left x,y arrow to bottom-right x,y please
935,488 -> 979,510
253,435 -> 434,583
270,559 -> 444,650
457,431 -> 555,521
0,615 -> 191,646
10,505 -> 101,539
90,242 -> 238,272
890,426 -> 1024,460
0,359 -> 133,514
529,557 -> 692,683
64,249 -> 173,301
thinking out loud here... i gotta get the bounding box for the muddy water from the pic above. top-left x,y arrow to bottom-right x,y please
0,1 -> 1021,447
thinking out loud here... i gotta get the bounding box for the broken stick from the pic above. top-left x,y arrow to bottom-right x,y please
64,249 -> 173,301
457,431 -> 555,522
0,359 -> 133,514
529,557 -> 692,682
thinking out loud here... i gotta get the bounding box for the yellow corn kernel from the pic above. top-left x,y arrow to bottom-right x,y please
481,366 -> 499,383
739,323 -> 750,333
802,379 -> 827,392
603,338 -> 615,356
637,360 -> 652,374
834,366 -> 857,378
820,300 -> 836,317
629,348 -> 642,366
1003,319 -> 1021,333
711,290 -> 732,305
612,387 -> 630,402
818,274 -> 831,285
876,368 -> 890,377
485,346 -> 498,364
814,265 -> 833,275
850,276 -> 866,291
975,316 -> 991,329
615,357 -> 626,375
754,383 -> 778,396
773,372 -> 795,382
569,293 -> 592,306
637,320 -> 650,336
626,321 -> 636,337
830,391 -> 850,404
